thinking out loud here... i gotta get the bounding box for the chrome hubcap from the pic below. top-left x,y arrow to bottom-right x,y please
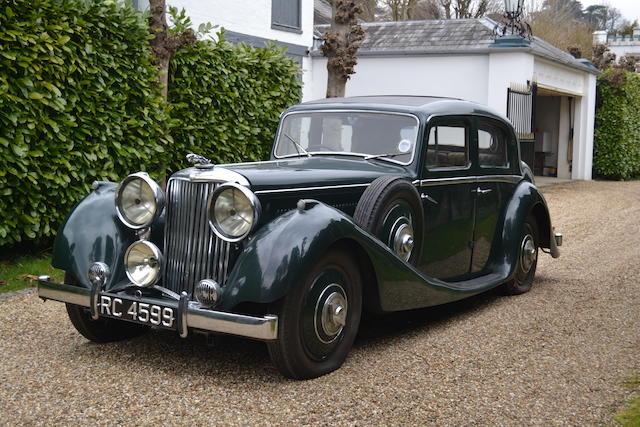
320,291 -> 347,338
393,220 -> 414,261
520,234 -> 537,273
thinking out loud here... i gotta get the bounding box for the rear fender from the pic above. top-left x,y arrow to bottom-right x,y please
488,181 -> 559,281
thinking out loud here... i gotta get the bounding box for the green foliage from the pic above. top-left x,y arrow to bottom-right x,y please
0,0 -> 168,247
0,253 -> 64,294
594,69 -> 640,180
0,1 -> 301,248
615,375 -> 640,427
167,34 -> 302,169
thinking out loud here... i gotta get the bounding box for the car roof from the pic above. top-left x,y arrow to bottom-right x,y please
288,95 -> 509,124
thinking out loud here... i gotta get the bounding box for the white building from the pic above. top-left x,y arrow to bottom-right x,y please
311,19 -> 600,180
133,0 -> 315,100
593,28 -> 640,65
131,2 -> 599,181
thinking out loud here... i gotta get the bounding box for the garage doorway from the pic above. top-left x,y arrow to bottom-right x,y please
533,86 -> 577,179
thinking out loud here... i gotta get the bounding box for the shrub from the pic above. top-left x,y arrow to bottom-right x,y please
0,0 -> 168,246
594,68 -> 640,180
167,35 -> 302,171
0,1 -> 302,248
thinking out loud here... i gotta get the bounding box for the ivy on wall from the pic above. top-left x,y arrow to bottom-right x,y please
0,0 -> 302,247
594,69 -> 640,180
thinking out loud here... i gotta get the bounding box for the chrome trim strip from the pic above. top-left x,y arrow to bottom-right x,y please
273,109 -> 420,166
172,167 -> 250,186
254,182 -> 370,195
178,291 -> 189,338
187,304 -> 278,341
476,174 -> 522,184
38,279 -> 90,307
415,177 -> 476,187
37,279 -> 278,341
415,175 -> 522,187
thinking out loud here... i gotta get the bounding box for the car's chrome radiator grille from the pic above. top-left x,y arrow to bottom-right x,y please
163,179 -> 232,296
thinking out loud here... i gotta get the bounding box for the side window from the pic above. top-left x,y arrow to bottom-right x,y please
272,0 -> 301,32
425,121 -> 469,169
478,121 -> 509,168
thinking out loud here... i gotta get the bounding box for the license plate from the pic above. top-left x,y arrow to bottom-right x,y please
97,294 -> 176,330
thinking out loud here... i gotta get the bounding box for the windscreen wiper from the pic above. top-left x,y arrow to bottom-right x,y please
364,152 -> 407,161
283,133 -> 311,158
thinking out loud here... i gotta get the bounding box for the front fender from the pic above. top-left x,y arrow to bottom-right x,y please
220,201 -> 500,312
51,182 -> 164,289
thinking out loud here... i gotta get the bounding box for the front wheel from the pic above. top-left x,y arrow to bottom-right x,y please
267,247 -> 362,379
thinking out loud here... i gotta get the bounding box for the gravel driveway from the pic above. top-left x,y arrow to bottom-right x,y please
1,180 -> 639,425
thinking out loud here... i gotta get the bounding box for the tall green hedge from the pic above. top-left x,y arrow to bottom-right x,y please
0,0 -> 168,245
0,1 -> 302,248
168,36 -> 301,171
594,69 -> 640,180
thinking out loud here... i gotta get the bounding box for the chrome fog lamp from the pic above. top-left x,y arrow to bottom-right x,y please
124,240 -> 162,287
208,183 -> 261,242
195,279 -> 222,307
115,172 -> 165,229
88,262 -> 110,288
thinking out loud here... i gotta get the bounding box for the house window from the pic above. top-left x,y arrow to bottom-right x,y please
272,0 -> 302,33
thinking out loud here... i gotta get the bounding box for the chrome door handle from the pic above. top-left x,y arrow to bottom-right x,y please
472,187 -> 492,194
421,193 -> 438,204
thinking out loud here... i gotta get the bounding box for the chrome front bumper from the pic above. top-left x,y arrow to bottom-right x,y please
37,277 -> 278,341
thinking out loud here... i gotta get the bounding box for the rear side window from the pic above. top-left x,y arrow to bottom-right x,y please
478,121 -> 509,168
425,121 -> 469,169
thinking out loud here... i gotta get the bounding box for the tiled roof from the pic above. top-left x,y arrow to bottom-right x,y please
314,18 -> 599,74
314,0 -> 332,26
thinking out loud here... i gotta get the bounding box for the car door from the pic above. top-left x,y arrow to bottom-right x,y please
469,117 -> 520,274
417,116 -> 476,281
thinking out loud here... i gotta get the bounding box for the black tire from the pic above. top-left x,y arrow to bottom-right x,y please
64,273 -> 148,343
353,176 -> 424,265
503,215 -> 539,295
267,247 -> 362,379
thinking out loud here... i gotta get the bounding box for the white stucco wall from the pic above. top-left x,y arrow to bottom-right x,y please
486,51 -> 534,114
557,96 -> 571,180
165,0 -> 314,100
571,73 -> 596,180
534,59 -> 586,96
309,55 -> 490,104
608,43 -> 640,60
168,0 -> 314,47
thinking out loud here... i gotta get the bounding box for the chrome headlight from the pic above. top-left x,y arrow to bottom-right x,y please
124,240 -> 162,287
208,183 -> 260,242
115,172 -> 165,229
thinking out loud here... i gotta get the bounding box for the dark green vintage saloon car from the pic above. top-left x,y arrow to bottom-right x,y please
38,96 -> 562,379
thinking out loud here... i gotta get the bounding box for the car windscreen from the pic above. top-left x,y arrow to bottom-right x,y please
274,111 -> 419,164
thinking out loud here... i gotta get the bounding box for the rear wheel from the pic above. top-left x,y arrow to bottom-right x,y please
64,273 -> 148,343
267,248 -> 362,379
503,216 -> 539,295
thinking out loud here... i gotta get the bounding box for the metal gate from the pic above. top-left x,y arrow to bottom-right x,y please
507,82 -> 537,169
